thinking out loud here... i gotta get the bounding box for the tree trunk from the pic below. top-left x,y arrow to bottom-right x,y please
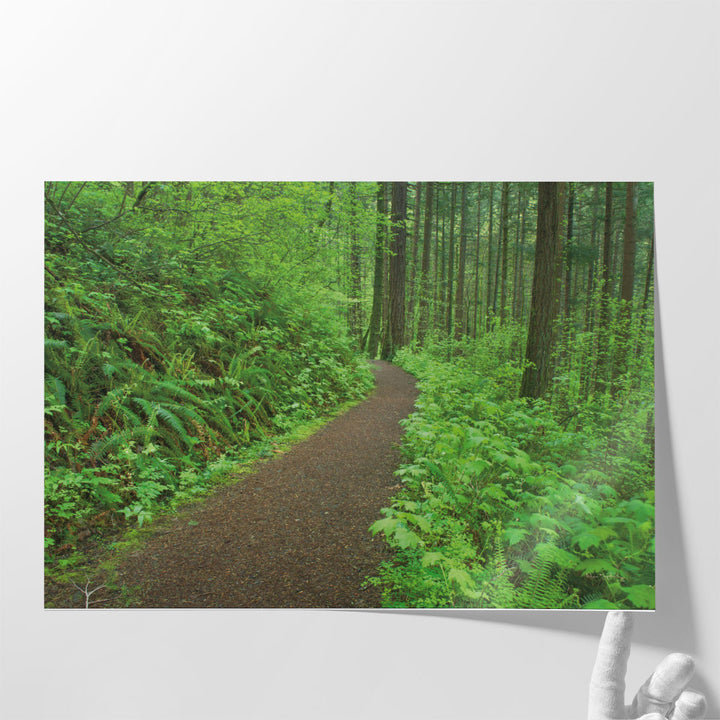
492,183 -> 503,325
513,184 -> 528,323
499,182 -> 510,324
613,181 -> 638,389
454,183 -> 469,340
437,191 -> 446,332
407,183 -> 423,338
381,184 -> 392,356
445,184 -> 457,336
348,182 -> 362,348
367,182 -> 388,358
620,182 -> 638,306
485,182 -> 495,331
564,182 -> 575,320
381,182 -> 408,360
553,182 -> 568,323
594,182 -> 614,394
473,182 -> 483,337
642,227 -> 655,313
520,182 -> 561,399
584,182 -> 600,333
417,182 -> 435,346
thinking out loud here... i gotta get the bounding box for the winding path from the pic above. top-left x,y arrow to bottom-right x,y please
115,360 -> 418,607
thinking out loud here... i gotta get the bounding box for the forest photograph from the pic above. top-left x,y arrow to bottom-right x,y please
44,180 -> 655,609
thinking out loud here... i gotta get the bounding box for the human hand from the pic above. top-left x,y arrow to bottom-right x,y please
588,611 -> 706,720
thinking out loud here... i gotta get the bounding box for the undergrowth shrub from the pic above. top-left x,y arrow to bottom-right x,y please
367,336 -> 654,609
45,212 -> 373,557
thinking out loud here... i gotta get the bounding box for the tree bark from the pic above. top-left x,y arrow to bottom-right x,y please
564,182 -> 575,320
445,184 -> 457,336
595,182 -> 614,394
381,182 -> 408,359
473,182 -> 483,337
348,182 -> 363,348
613,181 -> 639,389
513,184 -> 528,322
454,183 -> 469,340
485,182 -> 495,332
499,182 -> 510,324
367,182 -> 388,358
407,183 -> 423,337
642,226 -> 655,313
417,182 -> 435,346
584,182 -> 600,333
520,182 -> 561,399
620,182 -> 638,306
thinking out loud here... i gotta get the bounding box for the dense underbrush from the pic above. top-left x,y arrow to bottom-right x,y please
367,329 -> 654,609
45,239 -> 373,565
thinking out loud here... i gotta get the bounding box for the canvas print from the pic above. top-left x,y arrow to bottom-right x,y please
44,181 -> 655,609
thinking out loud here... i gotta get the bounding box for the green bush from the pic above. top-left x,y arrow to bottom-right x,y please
44,185 -> 373,553
367,344 -> 654,609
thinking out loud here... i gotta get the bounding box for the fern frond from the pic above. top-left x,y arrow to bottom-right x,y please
153,379 -> 207,407
44,338 -> 70,350
514,544 -> 579,609
487,526 -> 516,608
90,427 -> 145,459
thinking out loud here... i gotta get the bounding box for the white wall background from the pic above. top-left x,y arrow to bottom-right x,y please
1,2 -> 718,719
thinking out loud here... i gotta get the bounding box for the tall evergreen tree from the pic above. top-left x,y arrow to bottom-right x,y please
454,183 -> 469,340
445,184 -> 457,336
485,182 -> 495,331
366,182 -> 387,358
520,182 -> 561,399
613,181 -> 638,389
381,182 -> 408,360
595,182 -> 614,393
348,182 -> 362,347
407,183 -> 423,336
473,183 -> 483,337
416,182 -> 435,346
499,181 -> 510,325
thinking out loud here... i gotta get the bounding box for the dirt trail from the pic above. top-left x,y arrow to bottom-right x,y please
113,360 -> 418,607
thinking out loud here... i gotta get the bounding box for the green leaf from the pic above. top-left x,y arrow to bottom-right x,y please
481,484 -> 508,501
535,543 -> 579,569
577,558 -> 616,574
504,527 -> 529,546
394,526 -> 423,549
369,517 -> 398,536
462,458 -> 491,476
573,532 -> 602,551
624,584 -> 655,609
421,551 -> 445,567
94,486 -> 122,507
448,567 -> 473,589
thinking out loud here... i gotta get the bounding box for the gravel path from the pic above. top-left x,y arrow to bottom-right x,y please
114,360 -> 418,607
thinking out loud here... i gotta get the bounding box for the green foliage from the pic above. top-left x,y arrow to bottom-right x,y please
367,337 -> 654,609
44,182 -> 374,558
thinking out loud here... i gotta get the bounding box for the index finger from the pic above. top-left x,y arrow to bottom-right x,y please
589,611 -> 635,720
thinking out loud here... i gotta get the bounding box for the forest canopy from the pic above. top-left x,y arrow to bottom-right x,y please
45,181 -> 654,609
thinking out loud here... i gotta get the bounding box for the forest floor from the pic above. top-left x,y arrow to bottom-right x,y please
53,360 -> 418,608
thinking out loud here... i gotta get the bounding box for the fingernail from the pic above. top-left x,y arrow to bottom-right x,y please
674,691 -> 707,720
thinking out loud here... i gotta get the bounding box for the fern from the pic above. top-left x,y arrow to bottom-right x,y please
44,338 -> 70,350
514,544 -> 579,609
90,427 -> 146,459
131,397 -> 193,449
486,526 -> 516,608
